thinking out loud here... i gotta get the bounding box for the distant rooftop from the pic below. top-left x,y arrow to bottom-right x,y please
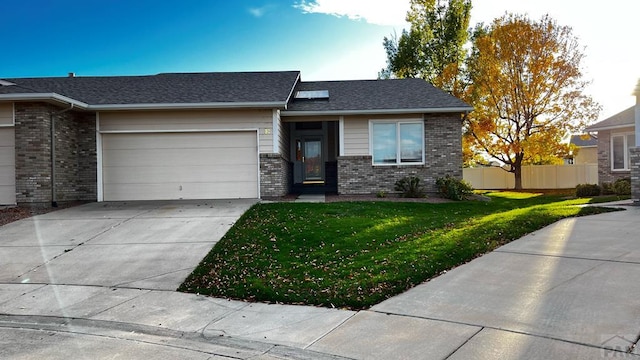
585,106 -> 635,131
570,134 -> 597,147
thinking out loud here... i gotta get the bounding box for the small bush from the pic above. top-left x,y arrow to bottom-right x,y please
613,178 -> 631,195
436,176 -> 474,201
394,176 -> 426,198
376,190 -> 387,198
575,183 -> 601,197
601,182 -> 615,195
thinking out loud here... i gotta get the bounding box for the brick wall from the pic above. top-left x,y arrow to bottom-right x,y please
260,153 -> 290,197
630,147 -> 640,202
14,102 -> 96,205
337,113 -> 463,195
14,103 -> 52,203
596,129 -> 632,184
54,111 -> 97,202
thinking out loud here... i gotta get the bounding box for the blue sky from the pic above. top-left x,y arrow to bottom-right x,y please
1,0 -> 638,120
0,0 -> 397,80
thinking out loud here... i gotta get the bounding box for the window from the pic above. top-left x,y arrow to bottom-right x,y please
611,133 -> 636,171
294,90 -> 329,99
371,120 -> 424,165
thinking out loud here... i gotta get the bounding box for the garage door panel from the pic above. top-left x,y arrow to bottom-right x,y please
102,131 -> 259,201
103,165 -> 257,184
103,181 -> 257,201
0,170 -> 15,184
0,130 -> 14,145
0,127 -> 15,205
103,148 -> 256,167
0,148 -> 14,166
102,132 -> 253,150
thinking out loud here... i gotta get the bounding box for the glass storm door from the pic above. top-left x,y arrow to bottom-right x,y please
303,139 -> 323,181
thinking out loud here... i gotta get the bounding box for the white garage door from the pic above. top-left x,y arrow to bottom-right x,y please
0,127 -> 16,205
102,131 -> 258,201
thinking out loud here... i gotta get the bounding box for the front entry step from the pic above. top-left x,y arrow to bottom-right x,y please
294,194 -> 326,203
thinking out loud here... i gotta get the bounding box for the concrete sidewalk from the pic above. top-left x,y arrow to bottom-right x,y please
1,201 -> 640,359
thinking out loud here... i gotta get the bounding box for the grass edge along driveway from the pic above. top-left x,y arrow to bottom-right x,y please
179,192 -> 622,310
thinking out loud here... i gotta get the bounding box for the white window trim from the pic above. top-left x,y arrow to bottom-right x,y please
369,119 -> 424,166
610,132 -> 635,171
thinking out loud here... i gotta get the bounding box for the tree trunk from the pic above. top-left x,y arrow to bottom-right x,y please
514,166 -> 523,190
513,153 -> 524,190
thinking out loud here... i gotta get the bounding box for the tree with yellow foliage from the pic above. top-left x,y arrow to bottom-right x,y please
466,14 -> 600,189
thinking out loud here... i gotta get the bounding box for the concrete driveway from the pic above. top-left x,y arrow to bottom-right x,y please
0,200 -> 256,290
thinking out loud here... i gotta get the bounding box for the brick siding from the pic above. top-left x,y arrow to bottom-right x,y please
14,102 -> 96,205
337,113 -> 463,195
260,153 -> 290,197
630,147 -> 640,202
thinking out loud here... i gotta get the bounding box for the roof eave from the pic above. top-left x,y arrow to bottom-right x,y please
0,93 -> 89,108
281,106 -> 473,117
283,72 -> 302,110
585,124 -> 636,132
90,101 -> 288,111
0,93 -> 288,111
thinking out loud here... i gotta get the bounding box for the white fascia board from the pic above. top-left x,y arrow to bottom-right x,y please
280,107 -> 473,117
585,124 -> 636,132
0,93 -> 89,108
283,72 -> 301,110
89,101 -> 288,111
0,93 -> 288,111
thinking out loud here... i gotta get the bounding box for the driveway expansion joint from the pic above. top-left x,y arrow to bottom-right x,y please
368,309 -> 616,353
495,249 -> 640,265
443,326 -> 484,359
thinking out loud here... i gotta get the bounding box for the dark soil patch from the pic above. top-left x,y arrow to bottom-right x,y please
0,202 -> 87,227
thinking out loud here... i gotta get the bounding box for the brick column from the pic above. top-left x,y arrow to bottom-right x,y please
630,147 -> 640,204
259,153 -> 290,197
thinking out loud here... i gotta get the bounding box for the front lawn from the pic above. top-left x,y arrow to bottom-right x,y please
179,192 -> 622,309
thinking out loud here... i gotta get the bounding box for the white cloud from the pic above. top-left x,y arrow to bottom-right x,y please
248,5 -> 274,18
248,7 -> 265,17
294,0 -> 409,26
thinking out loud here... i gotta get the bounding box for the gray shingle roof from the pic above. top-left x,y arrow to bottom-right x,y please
570,134 -> 597,147
1,72 -> 471,114
285,78 -> 471,113
1,71 -> 300,106
585,106 -> 635,131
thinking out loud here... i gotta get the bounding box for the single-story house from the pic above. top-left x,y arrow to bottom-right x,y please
566,134 -> 597,165
0,71 -> 472,206
585,106 -> 636,184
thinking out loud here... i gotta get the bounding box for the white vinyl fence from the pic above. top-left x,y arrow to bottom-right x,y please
463,164 -> 598,189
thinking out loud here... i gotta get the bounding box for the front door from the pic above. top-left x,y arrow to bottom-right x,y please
303,138 -> 323,182
293,137 -> 324,184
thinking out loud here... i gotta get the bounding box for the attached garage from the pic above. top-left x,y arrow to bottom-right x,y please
101,131 -> 259,201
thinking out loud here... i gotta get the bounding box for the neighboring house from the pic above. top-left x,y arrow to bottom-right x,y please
0,71 -> 471,205
585,106 -> 636,184
566,134 -> 597,165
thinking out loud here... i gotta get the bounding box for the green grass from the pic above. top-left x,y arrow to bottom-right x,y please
179,192 -> 622,309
